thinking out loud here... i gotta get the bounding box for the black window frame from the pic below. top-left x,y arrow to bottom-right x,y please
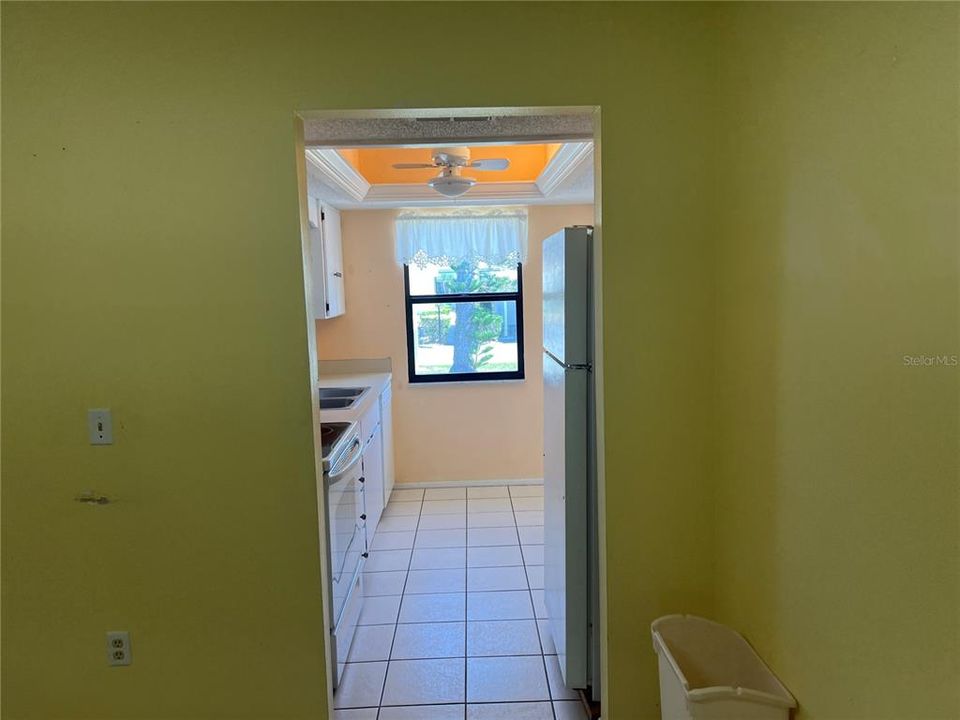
403,262 -> 525,384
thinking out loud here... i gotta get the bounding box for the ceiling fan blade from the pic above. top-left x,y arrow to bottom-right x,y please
469,158 -> 510,171
392,163 -> 436,169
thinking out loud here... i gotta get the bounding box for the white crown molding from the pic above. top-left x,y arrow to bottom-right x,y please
305,143 -> 594,208
535,142 -> 594,197
362,181 -> 546,208
305,148 -> 370,202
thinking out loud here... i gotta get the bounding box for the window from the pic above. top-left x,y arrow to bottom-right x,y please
404,260 -> 525,383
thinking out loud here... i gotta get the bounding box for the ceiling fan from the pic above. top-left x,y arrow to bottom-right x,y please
392,146 -> 510,198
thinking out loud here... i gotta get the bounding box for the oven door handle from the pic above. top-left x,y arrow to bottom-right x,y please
327,438 -> 363,481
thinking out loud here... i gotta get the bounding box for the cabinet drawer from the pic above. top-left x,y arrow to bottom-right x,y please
331,569 -> 363,690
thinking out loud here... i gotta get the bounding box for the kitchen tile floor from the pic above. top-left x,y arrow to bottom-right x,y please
334,483 -> 588,720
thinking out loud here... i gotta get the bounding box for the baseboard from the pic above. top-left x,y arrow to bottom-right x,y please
395,478 -> 543,489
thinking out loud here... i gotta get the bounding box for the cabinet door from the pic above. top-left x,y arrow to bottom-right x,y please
307,196 -> 327,319
321,204 -> 345,318
379,386 -> 395,505
363,428 -> 384,536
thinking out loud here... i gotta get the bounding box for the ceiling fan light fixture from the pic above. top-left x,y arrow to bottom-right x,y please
427,174 -> 476,198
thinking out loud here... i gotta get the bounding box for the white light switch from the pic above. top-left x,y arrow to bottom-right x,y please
88,409 -> 113,445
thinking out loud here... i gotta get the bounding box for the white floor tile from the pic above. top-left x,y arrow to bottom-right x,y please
467,486 -> 510,498
347,624 -> 395,662
399,592 -> 465,623
380,706 -> 465,720
391,621 -> 465,659
531,589 -> 548,618
467,511 -> 517,528
536,618 -> 556,654
511,497 -> 544,512
521,545 -> 544,565
379,515 -> 419,533
365,548 -> 411,573
545,654 -> 580,700
418,513 -> 468,530
333,661 -> 387,709
421,499 -> 467,515
509,485 -> 544,498
410,547 -> 466,570
405,568 -> 465,594
381,658 -> 465,705
467,591 -> 534,621
468,497 -> 513,513
415,528 -> 467,548
468,565 -> 528,592
514,511 -> 544,527
466,656 -> 550,703
358,594 -> 401,626
424,487 -> 467,500
467,702 -> 553,719
467,619 -> 541,656
382,501 -> 422,517
467,545 -> 523,568
518,526 -> 544,546
371,531 -> 416,551
468,527 -> 519,547
390,488 -> 424,502
553,701 -> 588,720
363,571 -> 407,597
334,707 -> 379,720
525,565 -> 544,590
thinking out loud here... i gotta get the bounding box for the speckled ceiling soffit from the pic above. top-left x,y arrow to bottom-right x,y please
302,112 -> 595,147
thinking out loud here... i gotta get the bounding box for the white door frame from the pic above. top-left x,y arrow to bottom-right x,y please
293,105 -> 606,718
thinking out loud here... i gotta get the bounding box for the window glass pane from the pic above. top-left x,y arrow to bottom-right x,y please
408,261 -> 519,296
411,301 -> 520,376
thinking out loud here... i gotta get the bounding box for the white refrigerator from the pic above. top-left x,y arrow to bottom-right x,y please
542,226 -> 600,700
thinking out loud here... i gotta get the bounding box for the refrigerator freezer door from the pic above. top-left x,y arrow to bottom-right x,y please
542,227 -> 591,366
543,350 -> 590,690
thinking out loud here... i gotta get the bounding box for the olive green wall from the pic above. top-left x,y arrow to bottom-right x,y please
713,4 -> 959,719
4,3 -> 957,719
1,3 -> 716,718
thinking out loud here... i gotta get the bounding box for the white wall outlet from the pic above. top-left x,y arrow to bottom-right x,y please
88,409 -> 113,445
106,631 -> 131,666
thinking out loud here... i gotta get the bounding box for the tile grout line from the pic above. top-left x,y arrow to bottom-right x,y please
376,490 -> 424,716
510,485 -> 558,720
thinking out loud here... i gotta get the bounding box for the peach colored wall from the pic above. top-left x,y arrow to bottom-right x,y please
316,205 -> 594,483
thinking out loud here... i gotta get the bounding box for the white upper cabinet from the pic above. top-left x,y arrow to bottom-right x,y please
307,197 -> 345,319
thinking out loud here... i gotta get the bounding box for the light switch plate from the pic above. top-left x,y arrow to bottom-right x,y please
88,409 -> 113,445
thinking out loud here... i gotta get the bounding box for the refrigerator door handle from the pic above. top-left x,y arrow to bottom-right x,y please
544,348 -> 592,372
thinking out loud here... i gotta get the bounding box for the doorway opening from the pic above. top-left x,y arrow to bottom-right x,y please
295,107 -> 606,720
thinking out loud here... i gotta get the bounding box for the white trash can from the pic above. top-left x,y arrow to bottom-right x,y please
651,615 -> 797,720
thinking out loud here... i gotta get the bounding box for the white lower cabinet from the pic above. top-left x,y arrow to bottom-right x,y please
379,385 -> 395,505
363,425 -> 384,535
360,400 -> 385,535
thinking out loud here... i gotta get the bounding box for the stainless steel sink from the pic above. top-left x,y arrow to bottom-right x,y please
318,386 -> 369,410
319,387 -> 366,399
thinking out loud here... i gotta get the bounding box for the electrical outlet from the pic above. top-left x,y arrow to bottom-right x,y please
106,631 -> 131,666
88,409 -> 113,445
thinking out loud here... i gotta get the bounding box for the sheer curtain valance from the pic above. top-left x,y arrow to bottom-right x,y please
395,208 -> 528,268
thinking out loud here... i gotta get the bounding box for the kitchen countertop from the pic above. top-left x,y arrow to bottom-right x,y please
317,372 -> 392,424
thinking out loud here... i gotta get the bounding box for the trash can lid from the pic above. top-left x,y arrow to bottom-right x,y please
651,614 -> 797,709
